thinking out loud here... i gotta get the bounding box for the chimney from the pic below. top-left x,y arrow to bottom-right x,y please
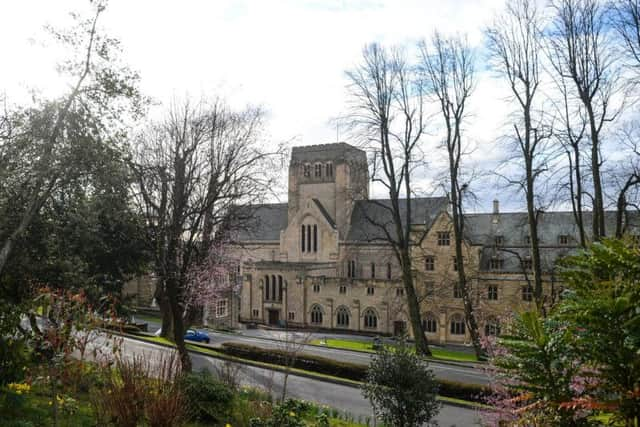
492,199 -> 500,224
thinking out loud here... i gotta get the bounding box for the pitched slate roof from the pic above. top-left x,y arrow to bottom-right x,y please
465,211 -> 639,272
234,203 -> 288,241
346,197 -> 449,242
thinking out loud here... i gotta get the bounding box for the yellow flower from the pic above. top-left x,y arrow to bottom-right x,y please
225,424 -> 232,427
289,411 -> 296,417
48,401 -> 53,406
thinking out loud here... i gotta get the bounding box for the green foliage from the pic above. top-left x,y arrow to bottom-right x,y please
219,341 -> 487,402
361,338 -> 440,427
249,399 -> 309,427
0,301 -> 31,385
179,369 -> 234,423
558,239 -> 640,425
490,310 -> 588,425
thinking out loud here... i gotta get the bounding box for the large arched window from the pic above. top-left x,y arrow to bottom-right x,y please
484,317 -> 501,336
336,306 -> 350,328
450,314 -> 465,335
422,312 -> 438,333
264,275 -> 270,300
363,307 -> 378,329
310,304 -> 323,325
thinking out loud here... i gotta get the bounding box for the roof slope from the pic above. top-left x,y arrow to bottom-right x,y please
347,197 -> 449,242
234,203 -> 288,241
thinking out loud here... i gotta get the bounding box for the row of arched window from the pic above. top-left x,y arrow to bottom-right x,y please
307,304 -> 500,336
309,304 -> 378,329
263,275 -> 284,302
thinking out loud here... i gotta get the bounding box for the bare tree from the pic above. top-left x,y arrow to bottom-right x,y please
550,76 -> 589,246
276,327 -> 312,402
611,0 -> 640,72
418,33 -> 483,357
130,97 -> 284,371
487,0 -> 553,312
548,0 -> 624,240
0,1 -> 142,278
345,43 -> 431,356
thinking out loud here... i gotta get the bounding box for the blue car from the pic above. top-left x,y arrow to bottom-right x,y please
184,329 -> 210,344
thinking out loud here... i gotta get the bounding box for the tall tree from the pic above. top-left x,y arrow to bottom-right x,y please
0,1 -> 143,278
130,98 -> 283,371
548,0 -> 623,240
612,0 -> 640,71
487,0 -> 551,311
418,33 -> 483,358
345,43 -> 431,355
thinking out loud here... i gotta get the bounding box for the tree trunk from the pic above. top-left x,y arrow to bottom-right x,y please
401,251 -> 431,356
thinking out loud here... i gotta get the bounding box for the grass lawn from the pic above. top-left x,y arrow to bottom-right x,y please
310,338 -> 479,363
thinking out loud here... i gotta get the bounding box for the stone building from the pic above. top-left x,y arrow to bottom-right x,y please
230,142 -> 638,344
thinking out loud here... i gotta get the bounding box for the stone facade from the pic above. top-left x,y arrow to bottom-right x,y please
230,142 -> 638,345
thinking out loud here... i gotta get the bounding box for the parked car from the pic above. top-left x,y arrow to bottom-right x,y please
154,328 -> 211,344
184,329 -> 210,344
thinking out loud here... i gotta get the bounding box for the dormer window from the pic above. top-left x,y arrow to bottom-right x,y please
521,258 -> 533,270
490,258 -> 504,271
301,224 -> 318,253
558,234 -> 570,245
494,235 -> 504,246
325,162 -> 333,177
524,235 -> 531,245
303,164 -> 310,177
315,163 -> 322,177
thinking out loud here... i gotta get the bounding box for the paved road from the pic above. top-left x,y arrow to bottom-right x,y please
92,334 -> 483,426
137,317 -> 489,386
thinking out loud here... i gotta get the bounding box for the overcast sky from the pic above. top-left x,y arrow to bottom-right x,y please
1,0 -> 524,209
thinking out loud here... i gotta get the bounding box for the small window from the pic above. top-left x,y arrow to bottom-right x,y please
325,163 -> 333,177
252,309 -> 259,317
494,235 -> 504,246
437,232 -> 451,246
339,285 -> 347,294
425,256 -> 435,271
490,258 -> 504,271
524,235 -> 531,245
559,234 -> 570,245
216,299 -> 228,318
315,163 -> 322,177
453,282 -> 463,298
367,286 -> 375,296
395,288 -> 404,297
522,285 -> 533,302
521,258 -> 533,270
303,164 -> 311,177
371,263 -> 376,279
485,319 -> 501,336
424,281 -> 435,296
363,308 -> 377,329
288,311 -> 295,321
347,260 -> 357,278
422,313 -> 438,333
450,315 -> 465,335
453,256 -> 463,272
386,263 -> 392,279
311,305 -> 323,324
313,284 -> 321,293
487,285 -> 498,300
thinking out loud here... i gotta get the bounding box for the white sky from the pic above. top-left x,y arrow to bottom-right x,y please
1,0 -> 526,210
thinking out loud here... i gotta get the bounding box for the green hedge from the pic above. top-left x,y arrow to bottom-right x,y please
217,343 -> 489,403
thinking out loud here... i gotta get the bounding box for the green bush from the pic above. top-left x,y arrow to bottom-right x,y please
180,369 -> 234,423
249,399 -> 307,427
218,342 -> 489,402
220,343 -> 368,380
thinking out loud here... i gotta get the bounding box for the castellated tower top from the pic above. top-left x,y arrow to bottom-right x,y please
287,142 -> 369,239
290,142 -> 367,164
